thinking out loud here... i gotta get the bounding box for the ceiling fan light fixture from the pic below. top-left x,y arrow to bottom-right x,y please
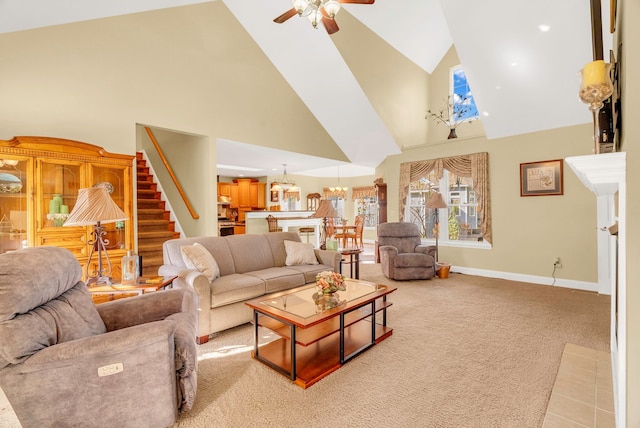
324,0 -> 341,19
292,0 -> 308,16
307,8 -> 323,28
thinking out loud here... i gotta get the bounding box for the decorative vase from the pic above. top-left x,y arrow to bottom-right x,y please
447,128 -> 458,139
313,291 -> 342,313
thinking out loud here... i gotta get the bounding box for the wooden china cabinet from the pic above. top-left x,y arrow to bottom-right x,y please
0,136 -> 134,280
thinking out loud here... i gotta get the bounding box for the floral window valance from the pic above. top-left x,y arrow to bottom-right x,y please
351,186 -> 376,201
284,190 -> 300,201
323,188 -> 347,199
399,152 -> 492,244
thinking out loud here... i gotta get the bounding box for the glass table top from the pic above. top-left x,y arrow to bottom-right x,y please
261,279 -> 382,319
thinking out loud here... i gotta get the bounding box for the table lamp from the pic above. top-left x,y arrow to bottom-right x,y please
64,186 -> 128,285
312,199 -> 338,250
425,192 -> 447,262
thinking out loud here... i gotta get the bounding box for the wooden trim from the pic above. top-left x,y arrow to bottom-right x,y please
144,127 -> 199,220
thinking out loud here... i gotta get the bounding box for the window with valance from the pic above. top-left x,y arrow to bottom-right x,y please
323,188 -> 347,200
399,152 -> 492,245
352,186 -> 377,228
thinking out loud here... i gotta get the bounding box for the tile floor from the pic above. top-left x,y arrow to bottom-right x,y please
543,343 -> 616,428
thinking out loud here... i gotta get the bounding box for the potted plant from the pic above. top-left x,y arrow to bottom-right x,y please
425,94 -> 474,139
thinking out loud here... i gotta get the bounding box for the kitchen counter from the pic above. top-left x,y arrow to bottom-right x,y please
245,211 -> 321,246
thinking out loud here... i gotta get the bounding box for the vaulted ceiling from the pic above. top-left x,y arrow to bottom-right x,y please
0,0 -> 612,177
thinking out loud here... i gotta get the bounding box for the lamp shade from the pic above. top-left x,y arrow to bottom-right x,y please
425,192 -> 447,209
312,200 -> 338,219
64,187 -> 127,227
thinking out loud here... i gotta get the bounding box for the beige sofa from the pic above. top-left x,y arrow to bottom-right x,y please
159,232 -> 341,343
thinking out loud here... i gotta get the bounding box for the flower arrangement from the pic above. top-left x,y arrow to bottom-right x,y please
315,270 -> 346,295
425,94 -> 474,138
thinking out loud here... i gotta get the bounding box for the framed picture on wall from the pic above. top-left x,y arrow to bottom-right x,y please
520,159 -> 564,196
270,184 -> 279,202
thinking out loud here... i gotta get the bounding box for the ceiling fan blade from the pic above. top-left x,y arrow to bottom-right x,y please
322,16 -> 339,34
319,9 -> 339,34
274,8 -> 298,24
339,0 -> 375,4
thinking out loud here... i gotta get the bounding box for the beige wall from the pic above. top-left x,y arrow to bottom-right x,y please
619,0 -> 639,424
137,126 -> 215,236
0,2 -> 348,168
377,48 -> 598,283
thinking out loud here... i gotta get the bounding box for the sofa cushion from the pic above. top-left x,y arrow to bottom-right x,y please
284,240 -> 319,266
225,234 -> 275,274
163,236 -> 236,276
263,232 -> 302,267
246,267 -> 306,293
283,264 -> 334,284
210,274 -> 265,308
180,243 -> 220,281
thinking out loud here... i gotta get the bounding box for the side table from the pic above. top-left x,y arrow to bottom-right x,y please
339,248 -> 363,279
89,276 -> 177,303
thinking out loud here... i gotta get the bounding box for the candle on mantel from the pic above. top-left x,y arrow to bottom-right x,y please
581,60 -> 606,88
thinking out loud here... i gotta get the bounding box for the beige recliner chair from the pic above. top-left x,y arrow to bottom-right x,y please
378,222 -> 437,280
0,246 -> 198,428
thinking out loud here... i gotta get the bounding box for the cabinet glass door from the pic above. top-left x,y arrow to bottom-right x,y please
39,160 -> 82,230
0,157 -> 30,254
91,164 -> 129,250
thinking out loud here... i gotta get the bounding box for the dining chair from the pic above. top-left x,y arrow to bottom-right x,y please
340,214 -> 364,248
353,214 -> 365,247
332,217 -> 350,248
266,215 -> 282,232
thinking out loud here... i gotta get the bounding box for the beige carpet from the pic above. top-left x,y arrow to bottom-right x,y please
0,264 -> 610,428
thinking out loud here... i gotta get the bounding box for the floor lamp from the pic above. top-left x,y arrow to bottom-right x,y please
425,192 -> 447,262
312,199 -> 338,250
64,186 -> 128,285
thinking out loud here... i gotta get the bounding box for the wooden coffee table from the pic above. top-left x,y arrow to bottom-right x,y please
245,279 -> 396,388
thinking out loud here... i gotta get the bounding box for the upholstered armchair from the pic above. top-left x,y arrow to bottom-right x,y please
0,246 -> 199,428
378,222 -> 437,280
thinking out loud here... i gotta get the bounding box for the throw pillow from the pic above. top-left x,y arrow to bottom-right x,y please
180,243 -> 220,281
284,240 -> 319,266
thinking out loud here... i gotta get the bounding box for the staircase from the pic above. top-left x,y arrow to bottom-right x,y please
136,153 -> 180,276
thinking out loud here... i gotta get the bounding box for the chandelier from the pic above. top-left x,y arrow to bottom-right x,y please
329,165 -> 347,192
293,0 -> 342,29
272,164 -> 297,191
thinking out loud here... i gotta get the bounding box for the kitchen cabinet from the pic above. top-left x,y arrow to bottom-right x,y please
253,182 -> 266,209
230,185 -> 238,208
218,182 -> 232,197
0,136 -> 134,280
236,178 -> 252,208
234,224 -> 246,235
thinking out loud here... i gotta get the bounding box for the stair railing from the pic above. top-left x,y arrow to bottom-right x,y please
144,127 -> 199,219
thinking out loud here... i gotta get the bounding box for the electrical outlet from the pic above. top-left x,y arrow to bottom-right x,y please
554,257 -> 562,268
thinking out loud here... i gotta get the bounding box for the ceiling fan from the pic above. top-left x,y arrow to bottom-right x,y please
274,0 -> 375,35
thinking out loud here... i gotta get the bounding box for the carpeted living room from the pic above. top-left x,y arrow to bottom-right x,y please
168,262 -> 610,428
0,259 -> 611,428
0,1 -> 638,428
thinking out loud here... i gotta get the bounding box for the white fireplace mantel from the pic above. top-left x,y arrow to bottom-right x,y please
565,152 -> 626,196
565,151 -> 626,427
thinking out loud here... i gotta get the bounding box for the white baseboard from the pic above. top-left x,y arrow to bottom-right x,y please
451,265 -> 599,293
